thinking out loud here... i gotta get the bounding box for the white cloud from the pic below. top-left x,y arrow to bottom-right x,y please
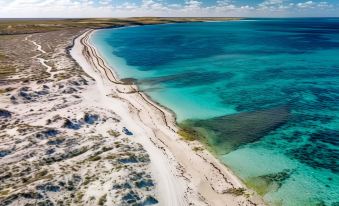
257,0 -> 294,11
297,1 -> 315,8
318,1 -> 332,8
0,0 -> 337,17
99,0 -> 111,5
297,1 -> 333,9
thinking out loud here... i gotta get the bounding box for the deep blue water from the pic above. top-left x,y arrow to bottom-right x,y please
92,18 -> 339,206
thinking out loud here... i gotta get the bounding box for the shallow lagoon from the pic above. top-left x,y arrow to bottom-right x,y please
92,19 -> 339,205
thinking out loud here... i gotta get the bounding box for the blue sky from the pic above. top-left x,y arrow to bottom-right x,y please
0,0 -> 338,17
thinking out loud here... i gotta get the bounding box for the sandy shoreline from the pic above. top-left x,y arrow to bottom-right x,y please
71,29 -> 265,205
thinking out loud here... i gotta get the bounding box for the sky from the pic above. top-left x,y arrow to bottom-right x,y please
0,0 -> 338,18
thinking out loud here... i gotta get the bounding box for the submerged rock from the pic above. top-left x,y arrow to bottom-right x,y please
247,169 -> 293,195
181,106 -> 290,154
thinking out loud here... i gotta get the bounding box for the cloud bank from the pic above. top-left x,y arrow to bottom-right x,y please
0,0 -> 337,18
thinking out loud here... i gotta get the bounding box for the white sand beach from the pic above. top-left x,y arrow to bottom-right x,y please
71,29 -> 265,206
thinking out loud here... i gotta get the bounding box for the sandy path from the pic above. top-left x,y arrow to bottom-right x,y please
30,40 -> 46,54
71,29 -> 265,206
25,36 -> 55,78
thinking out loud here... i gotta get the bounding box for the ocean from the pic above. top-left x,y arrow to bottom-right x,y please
91,18 -> 339,206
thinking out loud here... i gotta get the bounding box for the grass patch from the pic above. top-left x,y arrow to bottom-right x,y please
83,176 -> 92,186
107,129 -> 120,137
0,65 -> 16,80
88,156 -> 101,161
0,189 -> 10,196
105,154 -> 116,160
98,194 -> 107,206
192,147 -> 203,152
0,87 -> 15,94
76,191 -> 84,202
225,188 -> 246,196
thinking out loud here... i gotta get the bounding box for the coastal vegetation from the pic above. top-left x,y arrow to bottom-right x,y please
0,22 -> 163,205
0,17 -> 240,35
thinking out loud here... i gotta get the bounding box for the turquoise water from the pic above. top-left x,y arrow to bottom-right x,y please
91,19 -> 339,206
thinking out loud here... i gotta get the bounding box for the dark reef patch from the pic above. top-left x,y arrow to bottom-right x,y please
181,106 -> 290,154
138,71 -> 233,88
288,131 -> 339,173
247,169 -> 294,195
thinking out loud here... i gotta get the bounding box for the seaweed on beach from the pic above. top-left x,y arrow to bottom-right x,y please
180,106 -> 290,154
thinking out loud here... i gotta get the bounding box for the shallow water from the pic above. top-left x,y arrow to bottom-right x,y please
92,18 -> 339,205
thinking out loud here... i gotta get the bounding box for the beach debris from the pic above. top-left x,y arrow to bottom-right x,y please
122,127 -> 133,136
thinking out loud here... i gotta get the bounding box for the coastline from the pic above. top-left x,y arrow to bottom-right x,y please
71,29 -> 265,205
